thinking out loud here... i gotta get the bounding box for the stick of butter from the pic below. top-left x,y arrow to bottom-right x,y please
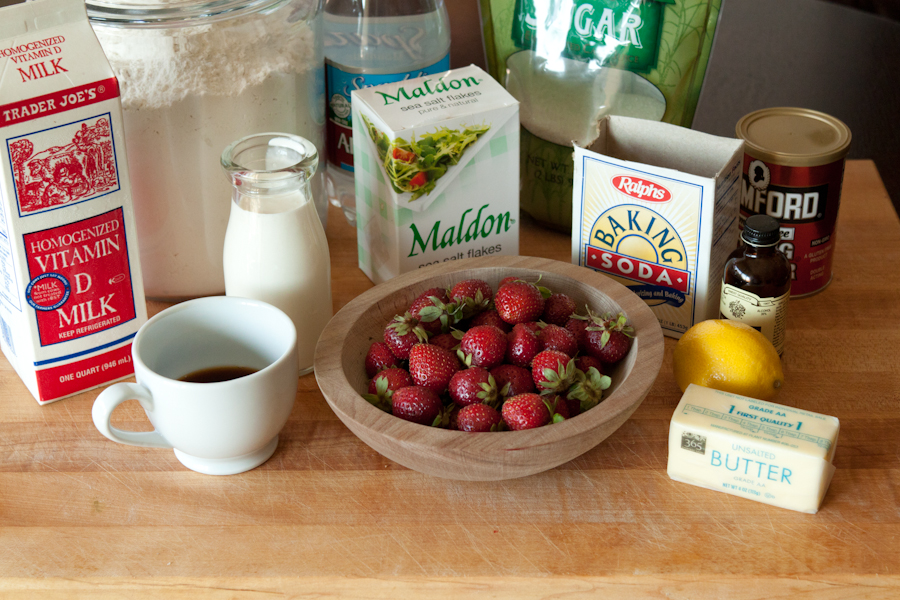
667,384 -> 840,514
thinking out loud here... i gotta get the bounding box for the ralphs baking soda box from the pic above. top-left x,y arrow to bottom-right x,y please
0,0 -> 147,403
351,65 -> 519,283
572,116 -> 743,339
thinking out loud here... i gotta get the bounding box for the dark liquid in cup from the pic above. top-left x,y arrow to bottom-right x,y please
178,366 -> 258,383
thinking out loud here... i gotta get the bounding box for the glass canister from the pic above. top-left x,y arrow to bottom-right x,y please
221,133 -> 332,375
87,0 -> 326,300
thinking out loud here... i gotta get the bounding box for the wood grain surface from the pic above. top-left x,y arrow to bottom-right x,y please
1,160 -> 898,598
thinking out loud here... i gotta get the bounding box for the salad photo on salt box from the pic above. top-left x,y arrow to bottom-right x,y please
361,115 -> 491,204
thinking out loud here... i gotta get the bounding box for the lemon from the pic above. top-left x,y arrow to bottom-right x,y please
673,319 -> 784,400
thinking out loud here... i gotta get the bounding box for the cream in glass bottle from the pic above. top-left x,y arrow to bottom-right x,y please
222,133 -> 332,375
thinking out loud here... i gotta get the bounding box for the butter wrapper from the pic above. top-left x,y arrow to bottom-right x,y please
667,384 -> 839,514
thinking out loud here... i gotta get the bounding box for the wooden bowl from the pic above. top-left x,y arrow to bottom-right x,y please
314,256 -> 664,481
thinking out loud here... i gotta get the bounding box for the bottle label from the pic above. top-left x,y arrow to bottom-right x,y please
325,54 -> 450,174
720,282 -> 789,355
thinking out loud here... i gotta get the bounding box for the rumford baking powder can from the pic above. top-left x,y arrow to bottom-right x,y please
736,108 -> 851,297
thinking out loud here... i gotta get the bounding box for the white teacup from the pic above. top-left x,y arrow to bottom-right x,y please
92,296 -> 299,475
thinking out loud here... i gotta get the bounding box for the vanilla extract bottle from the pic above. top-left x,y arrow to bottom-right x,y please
720,215 -> 791,355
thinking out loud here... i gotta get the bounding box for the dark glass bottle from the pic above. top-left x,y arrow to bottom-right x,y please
720,215 -> 791,355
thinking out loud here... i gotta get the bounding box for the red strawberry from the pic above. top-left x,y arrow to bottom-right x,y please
430,332 -> 459,352
384,313 -> 428,360
458,325 -> 507,369
490,364 -> 535,398
543,393 -> 569,422
446,404 -> 461,430
367,367 -> 413,396
574,355 -> 604,375
457,403 -> 503,432
448,366 -> 498,408
537,324 -> 577,357
494,281 -> 546,324
564,396 -> 582,418
414,287 -> 449,306
410,289 -> 458,335
566,366 -> 611,412
565,316 -> 590,352
520,321 -> 542,333
364,367 -> 413,411
584,312 -> 634,365
450,279 -> 493,316
365,341 -> 398,378
501,393 -> 551,430
505,323 -> 542,367
390,386 -> 443,426
469,309 -> 512,333
531,349 -> 578,393
408,343 -> 460,394
499,276 -> 519,288
542,293 -> 576,326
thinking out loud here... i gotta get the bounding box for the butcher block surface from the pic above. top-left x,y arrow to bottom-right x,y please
1,160 -> 898,598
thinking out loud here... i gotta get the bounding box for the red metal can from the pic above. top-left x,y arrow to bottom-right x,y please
736,108 -> 851,297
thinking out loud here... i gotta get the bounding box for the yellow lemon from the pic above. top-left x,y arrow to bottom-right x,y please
673,319 -> 784,400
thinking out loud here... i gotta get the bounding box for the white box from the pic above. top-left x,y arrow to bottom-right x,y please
352,66 -> 519,284
0,0 -> 147,404
572,116 -> 744,338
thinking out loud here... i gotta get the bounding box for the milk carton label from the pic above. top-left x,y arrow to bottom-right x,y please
0,0 -> 147,404
351,65 -> 520,283
573,116 -> 743,338
25,207 -> 137,346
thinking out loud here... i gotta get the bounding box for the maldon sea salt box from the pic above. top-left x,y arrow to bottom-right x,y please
351,65 -> 519,284
572,116 -> 744,339
0,0 -> 147,404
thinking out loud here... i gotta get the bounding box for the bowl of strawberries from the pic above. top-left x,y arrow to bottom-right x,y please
314,255 -> 664,481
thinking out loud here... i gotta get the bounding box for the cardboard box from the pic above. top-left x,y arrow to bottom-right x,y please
351,65 -> 519,284
0,0 -> 147,403
572,116 -> 744,338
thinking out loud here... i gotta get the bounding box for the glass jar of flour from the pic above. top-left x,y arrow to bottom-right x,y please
88,0 -> 326,300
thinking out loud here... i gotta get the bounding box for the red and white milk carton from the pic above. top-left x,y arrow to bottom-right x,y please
0,0 -> 147,404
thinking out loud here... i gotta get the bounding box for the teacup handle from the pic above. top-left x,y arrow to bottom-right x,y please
92,382 -> 173,449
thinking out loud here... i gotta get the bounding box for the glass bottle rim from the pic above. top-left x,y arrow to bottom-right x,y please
221,133 -> 318,190
86,0 -> 293,28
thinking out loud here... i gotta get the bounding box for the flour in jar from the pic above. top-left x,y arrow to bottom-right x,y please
91,2 -> 326,299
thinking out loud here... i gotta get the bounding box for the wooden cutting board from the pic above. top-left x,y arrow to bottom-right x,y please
0,160 -> 898,598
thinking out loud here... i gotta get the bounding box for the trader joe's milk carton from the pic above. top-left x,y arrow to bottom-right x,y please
351,66 -> 519,283
0,0 -> 147,403
572,116 -> 743,339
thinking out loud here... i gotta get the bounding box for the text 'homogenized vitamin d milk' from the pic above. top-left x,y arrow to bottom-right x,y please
0,0 -> 147,404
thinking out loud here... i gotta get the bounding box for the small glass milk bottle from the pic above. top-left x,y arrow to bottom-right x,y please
221,133 -> 333,375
